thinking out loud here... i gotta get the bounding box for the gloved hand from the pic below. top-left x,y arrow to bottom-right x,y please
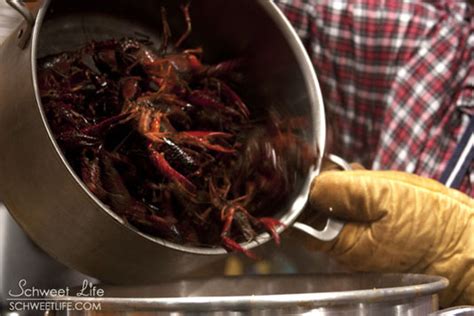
304,168 -> 474,307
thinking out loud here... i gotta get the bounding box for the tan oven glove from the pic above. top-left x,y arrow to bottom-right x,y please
305,168 -> 474,307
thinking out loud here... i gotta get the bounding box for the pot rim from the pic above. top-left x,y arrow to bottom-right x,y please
48,273 -> 449,311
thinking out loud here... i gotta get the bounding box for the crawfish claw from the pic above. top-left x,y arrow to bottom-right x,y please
149,147 -> 197,193
258,217 -> 284,246
222,236 -> 257,260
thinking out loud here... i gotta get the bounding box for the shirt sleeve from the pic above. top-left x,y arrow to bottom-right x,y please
274,0 -> 474,196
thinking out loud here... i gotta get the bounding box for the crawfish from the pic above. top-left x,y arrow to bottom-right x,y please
81,147 -> 182,241
208,173 -> 283,259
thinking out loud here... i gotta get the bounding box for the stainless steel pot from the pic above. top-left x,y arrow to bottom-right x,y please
47,273 -> 449,315
0,0 -> 344,283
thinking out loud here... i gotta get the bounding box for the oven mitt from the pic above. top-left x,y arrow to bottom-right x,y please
305,168 -> 474,307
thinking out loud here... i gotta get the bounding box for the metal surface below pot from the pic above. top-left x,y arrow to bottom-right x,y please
48,273 -> 449,315
0,0 -> 344,284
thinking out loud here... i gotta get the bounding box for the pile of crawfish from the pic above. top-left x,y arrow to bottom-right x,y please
37,4 -> 316,258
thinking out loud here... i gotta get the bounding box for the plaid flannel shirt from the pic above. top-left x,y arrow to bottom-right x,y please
275,0 -> 474,196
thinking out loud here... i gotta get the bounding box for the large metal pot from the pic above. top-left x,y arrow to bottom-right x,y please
0,0 -> 344,283
48,273 -> 449,315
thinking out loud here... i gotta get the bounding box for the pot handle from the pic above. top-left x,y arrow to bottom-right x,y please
6,0 -> 35,26
6,0 -> 38,48
291,154 -> 351,241
429,306 -> 474,315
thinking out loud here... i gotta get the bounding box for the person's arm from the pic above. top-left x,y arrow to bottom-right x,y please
302,168 -> 474,307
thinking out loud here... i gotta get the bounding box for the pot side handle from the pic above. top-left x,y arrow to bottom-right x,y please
6,0 -> 34,26
292,154 -> 350,241
6,0 -> 39,48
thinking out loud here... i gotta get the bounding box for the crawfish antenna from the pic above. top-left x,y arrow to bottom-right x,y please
175,3 -> 192,48
160,6 -> 172,54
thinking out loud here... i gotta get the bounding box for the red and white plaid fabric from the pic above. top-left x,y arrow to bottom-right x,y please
274,0 -> 474,196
